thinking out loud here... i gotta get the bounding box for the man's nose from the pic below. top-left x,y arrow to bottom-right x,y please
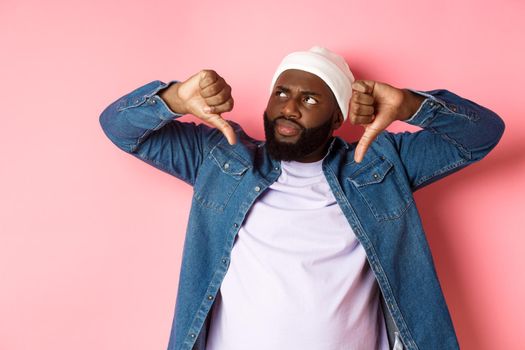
282,98 -> 301,119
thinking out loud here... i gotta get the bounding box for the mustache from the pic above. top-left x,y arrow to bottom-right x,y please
268,114 -> 305,130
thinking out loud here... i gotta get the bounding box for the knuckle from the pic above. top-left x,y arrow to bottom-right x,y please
218,88 -> 231,100
213,105 -> 226,114
356,105 -> 367,115
215,87 -> 226,98
204,85 -> 220,96
202,69 -> 216,77
210,85 -> 221,95
201,69 -> 218,84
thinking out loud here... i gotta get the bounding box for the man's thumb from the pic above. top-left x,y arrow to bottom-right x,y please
205,114 -> 237,146
354,117 -> 385,163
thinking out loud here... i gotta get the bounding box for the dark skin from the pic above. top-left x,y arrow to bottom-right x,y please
265,69 -> 343,162
159,69 -> 425,163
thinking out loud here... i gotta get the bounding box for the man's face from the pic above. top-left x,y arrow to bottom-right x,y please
264,69 -> 343,162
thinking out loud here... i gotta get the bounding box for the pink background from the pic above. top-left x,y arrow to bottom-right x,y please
1,0 -> 524,349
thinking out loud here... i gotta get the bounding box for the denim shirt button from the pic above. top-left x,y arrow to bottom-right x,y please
373,173 -> 379,179
190,333 -> 196,338
223,163 -> 230,170
254,186 -> 261,192
207,295 -> 214,300
222,258 -> 228,264
233,223 -> 239,228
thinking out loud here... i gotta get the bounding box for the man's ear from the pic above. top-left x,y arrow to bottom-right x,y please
332,108 -> 344,130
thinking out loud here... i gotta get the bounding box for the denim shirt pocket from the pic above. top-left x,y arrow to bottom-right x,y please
347,156 -> 413,222
193,144 -> 251,212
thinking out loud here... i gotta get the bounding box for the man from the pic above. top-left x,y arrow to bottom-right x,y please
99,47 -> 504,350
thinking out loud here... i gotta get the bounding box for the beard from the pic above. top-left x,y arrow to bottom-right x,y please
263,111 -> 333,161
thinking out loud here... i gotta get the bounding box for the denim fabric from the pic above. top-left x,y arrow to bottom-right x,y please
99,80 -> 505,350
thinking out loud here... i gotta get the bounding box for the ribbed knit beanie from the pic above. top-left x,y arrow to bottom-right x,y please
270,46 -> 355,120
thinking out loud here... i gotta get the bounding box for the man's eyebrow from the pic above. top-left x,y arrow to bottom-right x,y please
275,85 -> 322,97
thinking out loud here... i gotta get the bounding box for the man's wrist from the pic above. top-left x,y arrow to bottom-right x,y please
158,82 -> 187,115
398,89 -> 426,121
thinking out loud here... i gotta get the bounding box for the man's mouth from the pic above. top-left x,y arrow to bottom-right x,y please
274,118 -> 302,137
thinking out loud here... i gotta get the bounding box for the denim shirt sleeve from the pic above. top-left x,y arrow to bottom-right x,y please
383,89 -> 505,192
99,80 -> 223,186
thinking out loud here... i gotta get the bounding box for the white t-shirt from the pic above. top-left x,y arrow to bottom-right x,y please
206,157 -> 389,350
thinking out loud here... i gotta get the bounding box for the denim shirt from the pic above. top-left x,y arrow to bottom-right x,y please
99,80 -> 505,350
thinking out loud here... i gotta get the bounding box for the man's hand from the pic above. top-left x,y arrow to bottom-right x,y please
159,70 -> 237,145
349,80 -> 425,163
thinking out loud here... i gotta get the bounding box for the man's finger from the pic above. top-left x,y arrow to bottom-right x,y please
205,114 -> 237,145
352,91 -> 374,105
203,85 -> 232,106
354,124 -> 382,163
351,80 -> 375,94
353,115 -> 375,125
205,97 -> 234,115
351,103 -> 375,118
199,70 -> 218,89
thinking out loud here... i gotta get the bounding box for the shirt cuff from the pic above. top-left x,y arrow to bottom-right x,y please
403,88 -> 446,123
116,79 -> 184,121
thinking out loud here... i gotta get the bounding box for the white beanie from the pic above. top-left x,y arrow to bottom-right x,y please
270,46 -> 355,121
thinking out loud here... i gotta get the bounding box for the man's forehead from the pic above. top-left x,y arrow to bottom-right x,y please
274,69 -> 331,93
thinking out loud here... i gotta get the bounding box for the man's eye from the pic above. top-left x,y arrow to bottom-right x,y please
276,91 -> 287,97
304,96 -> 318,104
